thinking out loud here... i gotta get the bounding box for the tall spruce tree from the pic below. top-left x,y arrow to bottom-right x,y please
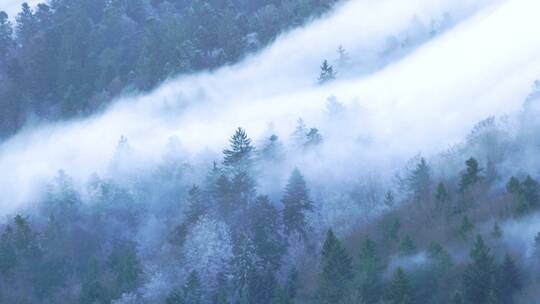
463,235 -> 496,304
282,169 -> 313,238
223,127 -> 255,174
316,229 -> 354,304
388,267 -> 414,304
354,237 -> 383,303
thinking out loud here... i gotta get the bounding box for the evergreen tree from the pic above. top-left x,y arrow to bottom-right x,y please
184,271 -> 203,304
184,185 -> 208,224
318,59 -> 336,84
0,11 -> 13,63
249,196 -> 286,270
435,182 -> 450,204
260,134 -> 284,161
459,157 -> 483,192
305,128 -> 323,148
223,127 -> 255,174
272,285 -> 291,304
282,169 -> 314,238
506,176 -> 521,194
407,158 -> 431,200
519,175 -> 540,212
316,229 -> 354,304
354,237 -> 383,303
388,267 -> 414,304
463,235 -> 496,304
496,254 -> 522,304
399,235 -> 417,256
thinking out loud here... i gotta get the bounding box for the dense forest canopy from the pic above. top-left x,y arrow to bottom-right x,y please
0,0 -> 338,137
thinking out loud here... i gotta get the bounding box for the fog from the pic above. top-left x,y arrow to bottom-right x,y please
2,0 -> 40,18
1,0 -> 540,215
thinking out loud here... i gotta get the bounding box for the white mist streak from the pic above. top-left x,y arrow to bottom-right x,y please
1,0 -> 538,214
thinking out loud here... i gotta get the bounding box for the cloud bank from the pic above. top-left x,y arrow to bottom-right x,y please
1,0 -> 539,214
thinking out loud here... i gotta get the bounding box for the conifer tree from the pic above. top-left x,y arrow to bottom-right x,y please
496,254 -> 522,303
316,229 -> 354,304
336,45 -> 351,69
463,235 -> 496,304
407,158 -> 431,200
184,185 -> 207,224
355,237 -> 383,303
184,271 -> 203,304
282,169 -> 313,238
223,127 -> 254,174
459,157 -> 482,192
388,267 -> 414,304
435,182 -> 450,204
384,190 -> 395,207
249,196 -> 286,270
318,59 -> 336,84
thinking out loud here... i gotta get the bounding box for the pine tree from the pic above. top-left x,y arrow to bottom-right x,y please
519,175 -> 539,212
305,128 -> 323,148
459,157 -> 483,192
184,185 -> 207,224
435,182 -> 450,204
249,196 -> 286,270
463,235 -> 496,304
0,11 -> 13,63
506,176 -> 520,194
407,158 -> 431,200
184,271 -> 203,304
260,134 -> 284,162
282,169 -> 313,238
496,254 -> 522,303
316,229 -> 354,304
318,59 -> 336,84
388,267 -> 414,304
355,237 -> 383,303
223,127 -> 254,174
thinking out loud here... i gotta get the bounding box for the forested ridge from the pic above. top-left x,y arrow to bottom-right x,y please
0,0 -> 338,137
2,83 -> 540,303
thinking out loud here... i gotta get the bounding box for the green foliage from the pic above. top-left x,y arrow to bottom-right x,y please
399,236 -> 417,256
387,267 -> 414,304
0,0 -> 338,137
354,237 -> 383,303
317,229 -> 354,304
459,157 -> 483,192
223,127 -> 255,174
407,157 -> 431,200
463,235 -> 496,304
496,254 -> 522,304
282,169 -> 313,238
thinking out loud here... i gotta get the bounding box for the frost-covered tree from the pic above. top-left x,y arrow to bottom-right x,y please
183,216 -> 233,293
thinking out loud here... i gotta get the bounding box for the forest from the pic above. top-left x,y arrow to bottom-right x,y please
1,0 -> 540,303
0,0 -> 337,137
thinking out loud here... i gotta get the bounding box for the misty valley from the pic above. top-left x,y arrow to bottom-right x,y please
1,0 -> 540,303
